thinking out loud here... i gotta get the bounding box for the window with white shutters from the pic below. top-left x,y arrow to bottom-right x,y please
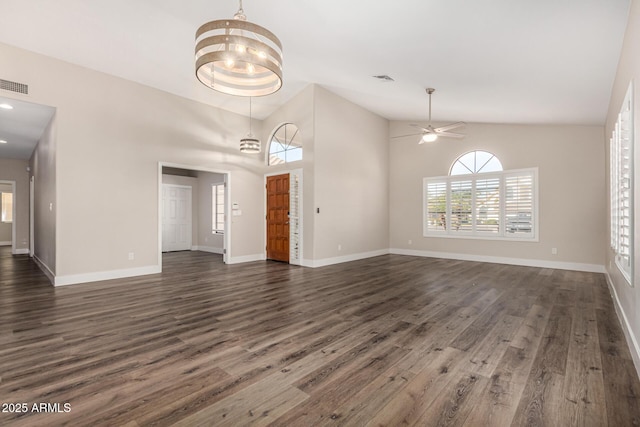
450,180 -> 473,233
425,181 -> 447,232
289,171 -> 302,264
505,172 -> 534,238
424,158 -> 537,241
212,183 -> 225,234
610,82 -> 633,284
475,177 -> 500,234
1,192 -> 12,223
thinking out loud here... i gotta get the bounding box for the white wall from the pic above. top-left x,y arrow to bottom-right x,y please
390,121 -> 605,271
0,158 -> 30,254
0,41 -> 266,283
29,114 -> 56,273
262,84 -> 316,260
262,84 -> 390,265
196,172 -> 225,252
313,86 -> 390,263
605,0 -> 640,374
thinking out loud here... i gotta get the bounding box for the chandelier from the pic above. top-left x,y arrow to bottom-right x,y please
195,0 -> 283,97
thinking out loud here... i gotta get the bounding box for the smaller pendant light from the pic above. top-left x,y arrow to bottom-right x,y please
240,97 -> 260,153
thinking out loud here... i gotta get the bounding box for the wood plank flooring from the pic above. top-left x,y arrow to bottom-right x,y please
1,247 -> 639,426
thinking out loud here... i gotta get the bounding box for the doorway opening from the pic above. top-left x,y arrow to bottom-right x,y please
158,163 -> 230,271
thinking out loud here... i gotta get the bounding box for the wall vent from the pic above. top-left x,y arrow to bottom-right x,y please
0,79 -> 29,95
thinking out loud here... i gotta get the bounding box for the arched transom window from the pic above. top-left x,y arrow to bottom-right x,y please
450,150 -> 503,175
268,123 -> 302,166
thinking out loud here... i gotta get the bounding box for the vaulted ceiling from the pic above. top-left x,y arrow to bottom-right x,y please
0,0 -> 631,128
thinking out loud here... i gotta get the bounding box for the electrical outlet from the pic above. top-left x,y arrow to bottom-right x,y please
338,244 -> 342,251
551,248 -> 557,255
408,239 -> 413,245
128,252 -> 135,261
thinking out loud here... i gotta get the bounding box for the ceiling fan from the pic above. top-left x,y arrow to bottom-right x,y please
396,88 -> 465,143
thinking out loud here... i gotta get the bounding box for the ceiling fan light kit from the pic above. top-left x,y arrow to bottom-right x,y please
195,0 -> 283,97
421,132 -> 438,143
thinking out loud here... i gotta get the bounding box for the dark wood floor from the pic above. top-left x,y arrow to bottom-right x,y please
1,247 -> 639,426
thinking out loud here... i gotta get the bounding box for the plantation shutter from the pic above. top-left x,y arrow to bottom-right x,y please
424,168 -> 537,240
425,180 -> 448,233
504,172 -> 534,237
611,132 -> 619,250
614,85 -> 633,279
216,184 -> 225,232
450,180 -> 473,233
289,171 -> 302,265
475,177 -> 500,234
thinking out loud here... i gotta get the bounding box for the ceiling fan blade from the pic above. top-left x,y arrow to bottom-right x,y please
434,121 -> 466,132
391,133 -> 423,139
435,131 -> 465,138
409,123 -> 430,132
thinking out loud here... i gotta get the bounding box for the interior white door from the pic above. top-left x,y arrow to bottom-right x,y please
162,184 -> 192,252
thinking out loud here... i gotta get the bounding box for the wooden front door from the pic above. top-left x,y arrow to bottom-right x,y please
266,174 -> 289,262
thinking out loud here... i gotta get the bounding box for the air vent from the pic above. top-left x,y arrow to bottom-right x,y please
373,75 -> 395,82
0,79 -> 29,95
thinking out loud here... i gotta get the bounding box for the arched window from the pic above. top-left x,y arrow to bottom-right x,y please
424,150 -> 537,240
450,150 -> 503,175
268,123 -> 302,165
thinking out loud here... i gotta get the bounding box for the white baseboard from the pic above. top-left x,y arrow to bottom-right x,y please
33,254 -> 55,285
389,248 -> 605,273
302,249 -> 390,268
54,265 -> 161,287
13,248 -> 29,255
604,273 -> 640,379
192,245 -> 224,255
0,241 -> 11,246
227,254 -> 266,264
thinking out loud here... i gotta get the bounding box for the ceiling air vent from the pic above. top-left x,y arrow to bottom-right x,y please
0,79 -> 29,95
373,75 -> 395,82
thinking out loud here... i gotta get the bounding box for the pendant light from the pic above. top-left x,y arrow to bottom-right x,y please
195,0 -> 283,97
240,97 -> 260,153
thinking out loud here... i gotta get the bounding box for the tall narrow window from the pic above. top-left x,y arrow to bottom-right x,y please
1,192 -> 12,223
475,177 -> 500,234
610,82 -> 633,284
212,183 -> 225,234
424,151 -> 537,240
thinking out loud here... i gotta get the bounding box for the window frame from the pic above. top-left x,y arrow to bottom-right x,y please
610,82 -> 634,285
268,123 -> 302,166
1,192 -> 13,223
450,150 -> 504,175
423,167 -> 539,242
212,183 -> 225,234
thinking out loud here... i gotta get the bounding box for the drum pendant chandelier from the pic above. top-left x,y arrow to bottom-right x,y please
195,0 -> 283,97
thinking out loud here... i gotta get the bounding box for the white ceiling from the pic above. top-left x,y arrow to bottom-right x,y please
0,96 -> 55,159
0,0 -> 631,149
